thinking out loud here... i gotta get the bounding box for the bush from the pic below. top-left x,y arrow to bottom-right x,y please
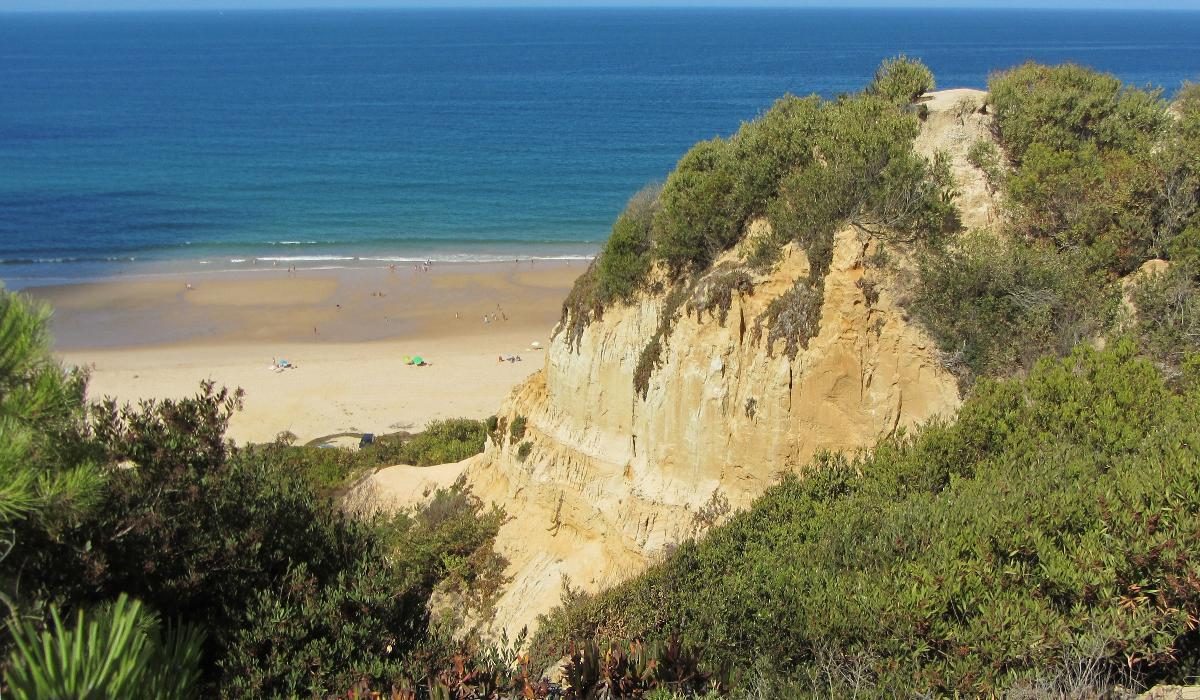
380,418 -> 488,466
752,276 -> 825,358
1131,265 -> 1200,379
633,286 -> 689,397
509,415 -> 527,442
653,138 -> 745,273
989,62 -> 1168,164
596,184 -> 661,303
966,137 -> 1003,188
687,264 -> 755,325
911,236 -> 1117,384
555,262 -> 604,350
866,55 -> 935,104
531,344 -> 1200,696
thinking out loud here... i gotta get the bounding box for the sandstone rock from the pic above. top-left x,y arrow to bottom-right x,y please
378,90 -> 1005,638
465,226 -> 961,637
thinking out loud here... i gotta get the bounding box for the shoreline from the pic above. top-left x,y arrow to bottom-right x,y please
1,249 -> 599,293
24,259 -> 583,350
20,261 -> 581,445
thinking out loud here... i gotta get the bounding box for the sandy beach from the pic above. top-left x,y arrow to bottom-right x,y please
25,261 -> 581,445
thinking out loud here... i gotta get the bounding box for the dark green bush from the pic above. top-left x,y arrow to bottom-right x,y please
596,184 -> 661,303
653,138 -> 745,274
509,415 -> 527,442
984,63 -> 1172,275
989,62 -> 1168,164
866,55 -> 935,104
531,344 -> 1200,696
911,236 -> 1117,384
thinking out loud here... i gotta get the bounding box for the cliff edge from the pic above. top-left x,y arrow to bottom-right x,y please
377,88 -> 999,637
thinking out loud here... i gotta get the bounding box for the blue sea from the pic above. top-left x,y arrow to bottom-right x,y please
3,8 -> 1200,287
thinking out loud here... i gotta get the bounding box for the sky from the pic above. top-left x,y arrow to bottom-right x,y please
3,0 -> 1198,11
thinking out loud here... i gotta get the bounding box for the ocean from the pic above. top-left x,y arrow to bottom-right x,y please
3,8 -> 1200,287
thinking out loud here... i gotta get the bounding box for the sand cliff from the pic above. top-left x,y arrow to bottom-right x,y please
366,88 -> 998,636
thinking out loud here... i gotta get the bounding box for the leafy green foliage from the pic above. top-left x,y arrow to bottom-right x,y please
241,418 -> 488,492
509,414 -> 527,442
531,344 -> 1200,696
866,55 -> 936,104
4,593 -> 204,700
0,295 -> 506,698
653,138 -> 747,274
990,62 -> 1168,163
987,63 -> 1172,275
383,418 -> 488,467
597,184 -> 661,303
966,137 -> 1003,189
1130,265 -> 1200,379
912,237 -> 1118,384
559,59 -> 955,350
0,289 -> 99,531
911,64 -> 1199,385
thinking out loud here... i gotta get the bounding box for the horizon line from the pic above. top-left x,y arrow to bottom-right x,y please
6,4 -> 1200,14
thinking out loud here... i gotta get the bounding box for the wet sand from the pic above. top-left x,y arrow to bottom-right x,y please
24,261 -> 581,445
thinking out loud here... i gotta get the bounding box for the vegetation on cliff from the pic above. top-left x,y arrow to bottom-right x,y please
6,58 -> 1200,699
533,343 -> 1200,696
560,55 -> 956,392
915,62 -> 1200,385
532,61 -> 1200,698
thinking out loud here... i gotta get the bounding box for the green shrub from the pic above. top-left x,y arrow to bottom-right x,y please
531,344 -> 1200,696
509,415 -> 527,442
4,594 -> 205,700
381,418 -> 488,466
596,184 -> 661,303
516,441 -> 533,462
911,236 -> 1117,384
653,138 -> 745,273
966,137 -> 1003,188
984,63 -> 1171,275
989,62 -> 1168,164
1131,265 -> 1200,378
0,288 -> 99,531
866,55 -> 935,104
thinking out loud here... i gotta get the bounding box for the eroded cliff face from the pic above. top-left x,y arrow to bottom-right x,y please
462,89 -> 995,637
